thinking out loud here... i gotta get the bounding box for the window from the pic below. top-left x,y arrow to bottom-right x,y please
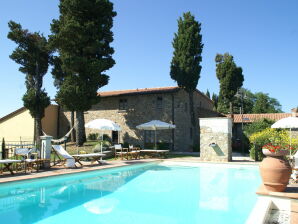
199,101 -> 202,108
190,127 -> 193,139
185,102 -> 188,112
144,130 -> 155,143
156,96 -> 163,109
119,99 -> 128,110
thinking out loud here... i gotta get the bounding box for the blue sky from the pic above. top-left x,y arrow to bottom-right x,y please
0,0 -> 297,118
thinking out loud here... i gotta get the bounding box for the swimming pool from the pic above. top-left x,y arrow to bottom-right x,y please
0,162 -> 260,224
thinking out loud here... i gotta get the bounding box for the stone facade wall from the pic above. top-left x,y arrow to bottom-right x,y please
200,118 -> 232,162
60,89 -> 214,152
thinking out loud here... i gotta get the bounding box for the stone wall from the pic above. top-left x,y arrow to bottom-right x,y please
60,89 -> 215,152
200,117 -> 232,162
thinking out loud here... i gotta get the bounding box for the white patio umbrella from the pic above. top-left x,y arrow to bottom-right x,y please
271,116 -> 298,155
85,119 -> 121,153
136,120 -> 176,149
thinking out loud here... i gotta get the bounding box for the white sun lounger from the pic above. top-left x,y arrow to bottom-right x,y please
0,159 -> 23,175
52,145 -> 105,167
52,145 -> 76,168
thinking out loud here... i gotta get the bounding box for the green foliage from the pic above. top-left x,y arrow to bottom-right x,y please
244,118 -> 275,137
1,138 -> 6,159
88,133 -> 99,140
252,92 -> 283,113
205,89 -> 210,99
211,93 -> 219,111
249,144 -> 264,161
7,21 -> 51,142
7,21 -> 51,118
233,88 -> 255,114
22,88 -> 50,118
170,12 -> 203,92
50,0 -> 116,145
215,53 -> 244,114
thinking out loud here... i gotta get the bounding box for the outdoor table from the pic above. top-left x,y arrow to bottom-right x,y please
140,149 -> 169,158
72,153 -> 105,167
0,159 -> 23,175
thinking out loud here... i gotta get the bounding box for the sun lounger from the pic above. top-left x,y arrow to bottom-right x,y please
52,145 -> 105,167
52,145 -> 76,168
0,159 -> 23,175
140,149 -> 169,158
71,153 -> 105,166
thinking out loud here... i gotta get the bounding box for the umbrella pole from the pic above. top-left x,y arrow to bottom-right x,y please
101,132 -> 103,154
155,129 -> 157,150
290,128 -> 292,156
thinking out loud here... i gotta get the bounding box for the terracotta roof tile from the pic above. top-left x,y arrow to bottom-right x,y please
233,113 -> 297,123
98,86 -> 213,103
98,86 -> 180,97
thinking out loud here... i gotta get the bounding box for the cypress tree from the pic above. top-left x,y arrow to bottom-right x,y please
8,21 -> 51,145
50,0 -> 116,146
215,53 -> 244,118
170,12 -> 203,147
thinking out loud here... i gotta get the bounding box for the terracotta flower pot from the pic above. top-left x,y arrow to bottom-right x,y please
259,149 -> 291,192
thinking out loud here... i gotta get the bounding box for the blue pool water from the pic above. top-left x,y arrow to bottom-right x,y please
0,163 -> 261,224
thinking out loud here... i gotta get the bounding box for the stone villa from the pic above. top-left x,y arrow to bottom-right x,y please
60,86 -> 216,152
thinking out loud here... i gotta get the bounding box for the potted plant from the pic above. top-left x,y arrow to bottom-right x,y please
253,128 -> 296,192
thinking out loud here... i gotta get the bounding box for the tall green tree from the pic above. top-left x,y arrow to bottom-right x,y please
50,0 -> 116,146
205,89 -> 210,98
215,53 -> 244,118
233,88 -> 255,114
211,93 -> 219,111
252,92 -> 282,113
170,12 -> 203,146
8,21 -> 51,145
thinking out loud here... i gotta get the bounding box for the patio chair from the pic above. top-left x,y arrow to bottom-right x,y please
15,147 -> 40,172
128,145 -> 140,160
114,144 -> 129,160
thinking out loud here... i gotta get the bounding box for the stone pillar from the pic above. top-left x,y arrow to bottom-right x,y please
200,117 -> 232,162
40,135 -> 52,168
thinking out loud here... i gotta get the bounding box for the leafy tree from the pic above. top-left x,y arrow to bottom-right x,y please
211,93 -> 219,111
233,88 -> 255,114
170,12 -> 203,145
7,21 -> 51,145
205,89 -> 210,98
215,53 -> 244,117
244,118 -> 275,137
2,138 -> 6,159
50,0 -> 116,146
252,92 -> 282,113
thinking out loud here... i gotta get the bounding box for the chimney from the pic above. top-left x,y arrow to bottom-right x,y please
291,108 -> 298,117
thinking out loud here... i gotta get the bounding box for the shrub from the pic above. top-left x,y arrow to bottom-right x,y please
1,138 -> 5,159
249,128 -> 298,159
88,133 -> 99,140
249,144 -> 264,161
244,118 -> 275,137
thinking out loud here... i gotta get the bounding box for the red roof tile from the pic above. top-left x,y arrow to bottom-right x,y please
233,113 -> 297,123
98,86 -> 213,104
